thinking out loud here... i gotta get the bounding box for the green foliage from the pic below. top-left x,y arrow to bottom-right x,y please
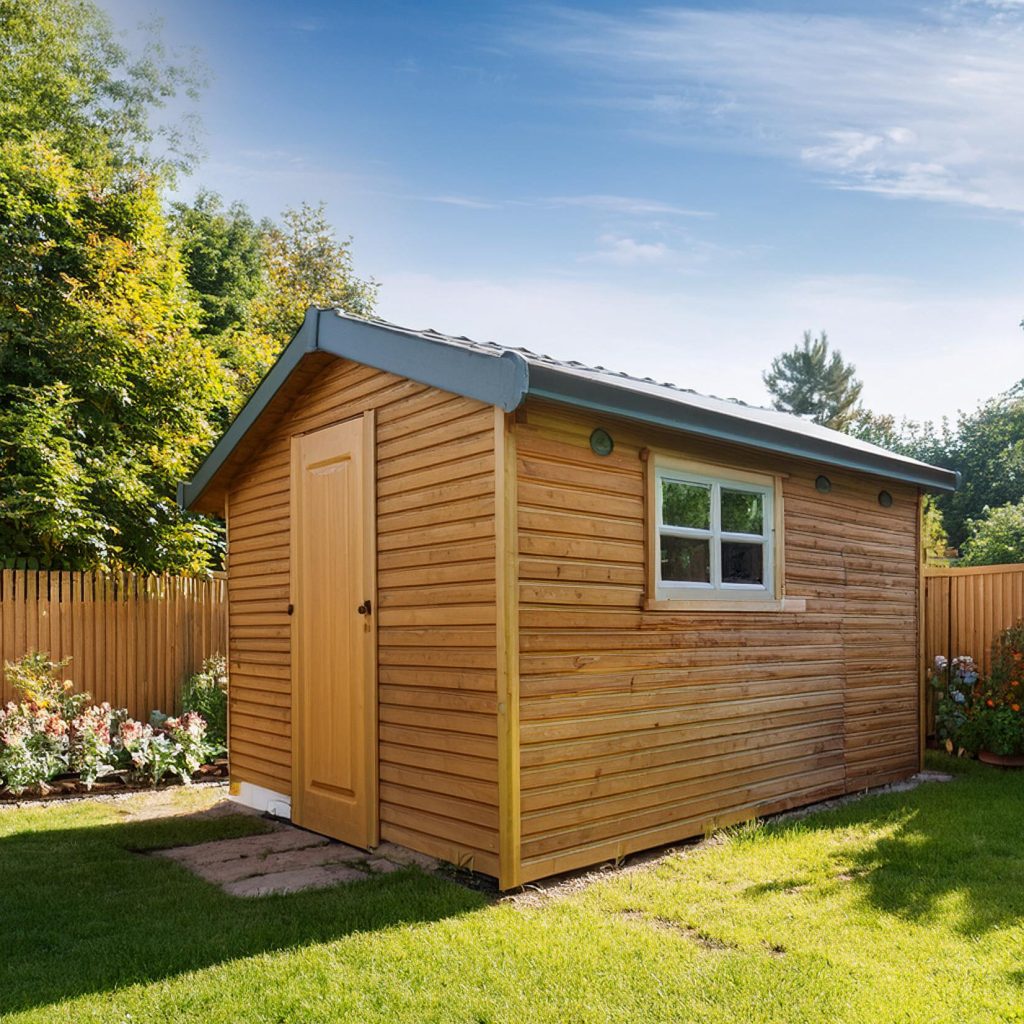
0,383 -> 107,567
251,201 -> 378,342
920,494 -> 950,563
0,0 -> 204,176
182,654 -> 227,749
861,383 -> 1024,550
0,1 -> 227,573
970,706 -> 1024,757
929,655 -> 980,748
763,330 -> 863,430
959,499 -> 1024,566
171,191 -> 264,337
0,3 -> 377,574
931,623 -> 1024,757
0,651 -> 221,792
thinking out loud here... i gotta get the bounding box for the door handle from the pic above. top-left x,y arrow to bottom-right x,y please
357,600 -> 372,615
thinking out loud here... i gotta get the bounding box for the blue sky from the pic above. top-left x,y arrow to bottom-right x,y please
103,0 -> 1023,421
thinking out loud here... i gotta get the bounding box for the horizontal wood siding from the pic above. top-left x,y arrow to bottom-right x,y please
515,400 -> 920,882
226,358 -> 500,874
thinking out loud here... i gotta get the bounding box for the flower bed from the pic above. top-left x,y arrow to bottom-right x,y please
0,652 -> 226,799
931,620 -> 1024,763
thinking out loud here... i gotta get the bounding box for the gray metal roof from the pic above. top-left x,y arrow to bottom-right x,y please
179,306 -> 958,510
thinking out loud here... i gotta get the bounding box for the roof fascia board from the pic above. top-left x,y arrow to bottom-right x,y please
180,309 -> 531,511
315,310 -> 529,412
178,309 -> 319,511
526,364 -> 958,493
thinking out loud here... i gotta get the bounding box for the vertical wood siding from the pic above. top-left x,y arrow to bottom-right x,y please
515,400 -> 920,883
0,570 -> 226,719
226,359 -> 501,875
924,563 -> 1024,677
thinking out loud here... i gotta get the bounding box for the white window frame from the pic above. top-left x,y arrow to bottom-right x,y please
653,458 -> 777,603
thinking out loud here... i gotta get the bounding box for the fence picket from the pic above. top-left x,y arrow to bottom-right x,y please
924,563 -> 1024,676
0,570 -> 227,719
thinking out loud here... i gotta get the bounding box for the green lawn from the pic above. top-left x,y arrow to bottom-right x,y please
2,756 -> 1023,1023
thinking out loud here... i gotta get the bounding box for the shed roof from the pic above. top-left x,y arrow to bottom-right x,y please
179,306 -> 958,511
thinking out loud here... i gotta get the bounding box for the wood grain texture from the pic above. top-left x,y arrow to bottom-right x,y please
924,563 -> 1024,678
514,399 -> 921,883
224,356 -> 500,875
0,570 -> 226,718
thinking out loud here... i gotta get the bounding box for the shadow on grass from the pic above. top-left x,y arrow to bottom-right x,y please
771,756 -> 1024,936
0,808 -> 487,1015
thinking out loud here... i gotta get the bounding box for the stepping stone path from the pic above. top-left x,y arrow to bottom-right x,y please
155,824 -> 439,896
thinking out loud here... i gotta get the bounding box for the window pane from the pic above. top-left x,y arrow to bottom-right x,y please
721,489 -> 763,535
661,535 -> 710,583
662,480 -> 710,529
721,541 -> 764,584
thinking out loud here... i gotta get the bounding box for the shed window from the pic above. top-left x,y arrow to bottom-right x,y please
655,463 -> 774,601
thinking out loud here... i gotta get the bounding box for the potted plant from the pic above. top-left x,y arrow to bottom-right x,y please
973,623 -> 1024,767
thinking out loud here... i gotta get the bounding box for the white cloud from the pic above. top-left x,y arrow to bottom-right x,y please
408,192 -> 712,217
376,269 -> 1024,422
519,4 -> 1024,213
585,234 -> 672,265
543,194 -> 711,217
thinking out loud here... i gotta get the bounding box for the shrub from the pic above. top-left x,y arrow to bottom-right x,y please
0,651 -> 222,794
69,703 -> 115,788
931,622 -> 1024,757
165,712 -> 214,778
0,701 -> 68,793
5,651 -> 88,719
930,655 -> 981,748
182,655 -> 227,750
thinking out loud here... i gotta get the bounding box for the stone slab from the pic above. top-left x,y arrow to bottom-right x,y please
156,827 -> 329,866
191,842 -> 369,884
222,863 -> 368,897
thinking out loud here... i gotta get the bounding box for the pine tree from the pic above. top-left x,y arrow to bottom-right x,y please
762,331 -> 863,431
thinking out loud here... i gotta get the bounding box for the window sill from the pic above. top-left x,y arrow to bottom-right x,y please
643,596 -> 807,614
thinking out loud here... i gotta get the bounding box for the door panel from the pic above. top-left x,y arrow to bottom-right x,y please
291,416 -> 375,847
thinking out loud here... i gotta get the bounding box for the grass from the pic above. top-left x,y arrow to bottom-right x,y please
2,755 -> 1023,1023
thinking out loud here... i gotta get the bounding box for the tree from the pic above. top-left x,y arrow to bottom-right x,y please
959,501 -> 1024,566
170,190 -> 274,423
172,196 -> 379,417
763,330 -> 863,431
921,494 -> 950,563
0,0 -> 226,572
171,190 -> 264,337
250,201 -> 378,342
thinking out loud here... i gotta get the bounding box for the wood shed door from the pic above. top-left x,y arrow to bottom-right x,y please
291,415 -> 377,848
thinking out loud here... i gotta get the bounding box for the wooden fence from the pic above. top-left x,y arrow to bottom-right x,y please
924,563 -> 1024,676
0,570 -> 227,720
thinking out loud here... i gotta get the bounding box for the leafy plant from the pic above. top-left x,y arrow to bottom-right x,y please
69,703 -> 115,788
930,655 -> 980,749
0,650 -> 220,793
972,706 -> 1024,757
4,651 -> 88,719
165,712 -> 215,778
0,702 -> 69,794
182,655 -> 227,750
932,622 -> 1024,757
960,500 -> 1024,566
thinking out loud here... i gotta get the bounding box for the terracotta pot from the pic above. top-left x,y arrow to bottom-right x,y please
978,749 -> 1024,768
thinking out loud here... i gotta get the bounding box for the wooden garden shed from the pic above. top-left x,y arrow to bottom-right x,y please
180,307 -> 958,889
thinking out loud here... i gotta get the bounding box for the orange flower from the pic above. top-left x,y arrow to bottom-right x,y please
986,699 -> 996,708
1014,704 -> 1022,713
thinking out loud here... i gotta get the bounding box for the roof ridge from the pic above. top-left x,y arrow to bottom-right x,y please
336,308 -> 766,414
